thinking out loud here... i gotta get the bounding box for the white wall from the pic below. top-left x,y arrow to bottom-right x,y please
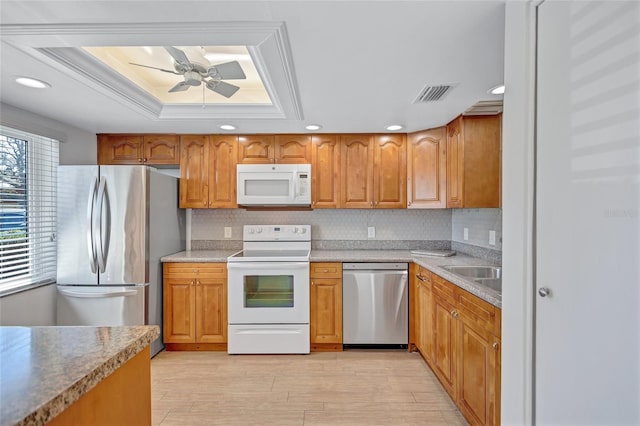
0,284 -> 57,325
0,103 -> 97,326
501,2 -> 537,425
0,102 -> 97,165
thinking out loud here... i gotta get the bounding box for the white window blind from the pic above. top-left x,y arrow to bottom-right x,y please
0,126 -> 58,294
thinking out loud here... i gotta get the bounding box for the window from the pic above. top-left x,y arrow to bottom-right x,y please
0,126 -> 58,295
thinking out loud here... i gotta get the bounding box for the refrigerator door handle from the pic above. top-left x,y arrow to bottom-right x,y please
58,288 -> 139,298
87,177 -> 99,273
95,177 -> 111,274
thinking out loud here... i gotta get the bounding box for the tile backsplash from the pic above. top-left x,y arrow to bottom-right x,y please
451,208 -> 503,250
192,209 -> 452,242
191,208 -> 503,255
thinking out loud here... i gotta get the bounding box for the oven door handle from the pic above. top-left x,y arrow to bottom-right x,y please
227,262 -> 309,270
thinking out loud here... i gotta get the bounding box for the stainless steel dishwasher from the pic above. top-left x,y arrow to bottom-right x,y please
342,263 -> 408,346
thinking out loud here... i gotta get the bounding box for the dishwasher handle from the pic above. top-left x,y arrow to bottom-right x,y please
343,262 -> 408,271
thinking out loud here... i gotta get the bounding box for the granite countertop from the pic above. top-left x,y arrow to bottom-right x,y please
162,249 -> 501,308
311,250 -> 501,308
161,249 -> 239,263
0,325 -> 159,426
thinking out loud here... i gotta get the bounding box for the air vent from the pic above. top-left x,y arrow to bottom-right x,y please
413,84 -> 456,103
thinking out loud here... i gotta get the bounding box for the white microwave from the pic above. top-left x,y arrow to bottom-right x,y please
236,164 -> 311,206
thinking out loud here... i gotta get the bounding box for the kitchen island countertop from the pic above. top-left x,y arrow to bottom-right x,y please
162,249 -> 501,308
0,325 -> 159,426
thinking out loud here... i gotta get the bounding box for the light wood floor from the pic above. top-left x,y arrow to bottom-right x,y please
151,349 -> 468,425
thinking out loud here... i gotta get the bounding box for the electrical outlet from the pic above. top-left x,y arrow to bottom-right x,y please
368,226 -> 376,238
463,227 -> 469,241
489,230 -> 496,246
224,227 -> 232,239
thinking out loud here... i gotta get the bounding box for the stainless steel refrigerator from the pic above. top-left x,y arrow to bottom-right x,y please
56,165 -> 185,356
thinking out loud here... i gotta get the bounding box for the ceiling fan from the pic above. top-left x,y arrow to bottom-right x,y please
129,46 -> 247,98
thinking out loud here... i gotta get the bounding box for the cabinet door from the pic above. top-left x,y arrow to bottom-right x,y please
209,136 -> 238,208
237,135 -> 274,163
310,278 -> 343,344
97,134 -> 142,164
163,275 -> 196,343
195,278 -> 227,343
340,134 -> 374,208
179,135 -> 210,208
275,135 -> 311,164
432,293 -> 457,399
446,116 -> 464,208
373,134 -> 406,208
456,314 -> 499,426
143,134 -> 180,165
311,135 -> 341,208
407,127 -> 446,208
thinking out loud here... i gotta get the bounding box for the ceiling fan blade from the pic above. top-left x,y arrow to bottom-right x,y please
129,62 -> 180,74
168,81 -> 190,93
207,80 -> 240,98
211,61 -> 246,80
164,46 -> 192,68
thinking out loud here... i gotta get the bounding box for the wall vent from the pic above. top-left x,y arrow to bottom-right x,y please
413,84 -> 456,103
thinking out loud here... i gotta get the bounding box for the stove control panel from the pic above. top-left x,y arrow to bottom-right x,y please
243,225 -> 311,241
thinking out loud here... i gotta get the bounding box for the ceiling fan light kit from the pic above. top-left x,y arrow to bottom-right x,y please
130,46 -> 247,98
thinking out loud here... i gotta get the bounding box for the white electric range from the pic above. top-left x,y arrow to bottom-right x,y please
226,225 -> 311,354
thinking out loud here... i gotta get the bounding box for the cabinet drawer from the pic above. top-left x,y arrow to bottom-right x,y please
163,263 -> 227,278
310,262 -> 343,278
431,274 -> 455,302
455,287 -> 497,334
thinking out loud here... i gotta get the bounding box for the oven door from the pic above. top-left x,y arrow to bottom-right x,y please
227,261 -> 309,324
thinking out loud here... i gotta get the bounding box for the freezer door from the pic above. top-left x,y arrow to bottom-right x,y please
56,285 -> 147,326
98,166 -> 148,285
57,166 -> 100,285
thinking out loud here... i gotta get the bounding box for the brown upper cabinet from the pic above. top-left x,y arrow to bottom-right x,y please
446,115 -> 501,208
340,134 -> 406,208
97,134 -> 180,165
374,134 -> 406,208
407,127 -> 447,208
179,135 -> 237,208
340,135 -> 374,208
237,134 -> 311,164
311,135 -> 340,208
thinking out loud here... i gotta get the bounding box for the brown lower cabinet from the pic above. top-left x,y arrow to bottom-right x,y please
163,263 -> 227,351
410,263 -> 501,426
309,262 -> 343,351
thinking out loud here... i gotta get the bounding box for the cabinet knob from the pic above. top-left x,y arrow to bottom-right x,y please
538,287 -> 551,298
451,310 -> 459,318
323,269 -> 328,273
493,342 -> 500,350
143,158 -> 148,163
311,281 -> 315,286
408,201 -> 412,206
138,158 -> 143,163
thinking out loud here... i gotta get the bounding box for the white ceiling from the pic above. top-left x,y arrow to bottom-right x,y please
0,1 -> 505,135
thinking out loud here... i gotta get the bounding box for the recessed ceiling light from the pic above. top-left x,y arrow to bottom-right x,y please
305,124 -> 322,131
219,124 -> 236,130
15,77 -> 51,89
488,85 -> 505,95
385,124 -> 404,131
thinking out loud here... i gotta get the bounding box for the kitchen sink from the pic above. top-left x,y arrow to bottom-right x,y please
440,265 -> 502,292
440,265 -> 502,279
473,277 -> 502,292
